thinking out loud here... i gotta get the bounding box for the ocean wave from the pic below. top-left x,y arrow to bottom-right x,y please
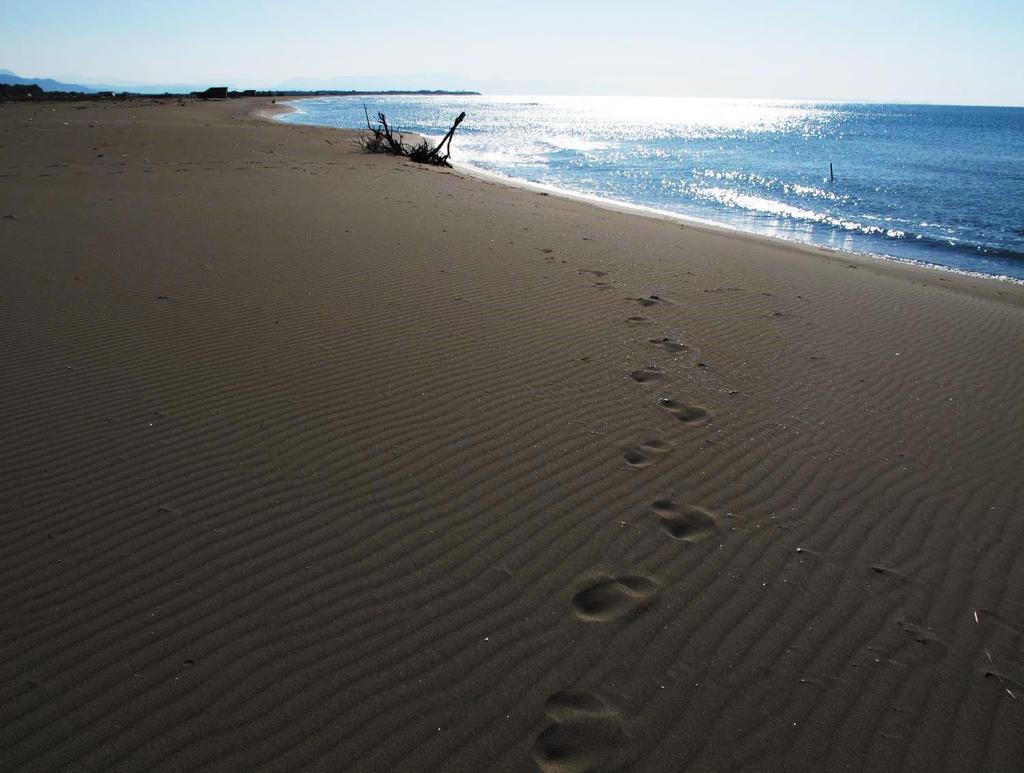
457,135 -> 615,168
459,146 -> 548,167
686,184 -> 893,233
684,184 -> 1024,262
692,169 -> 846,202
540,135 -> 614,152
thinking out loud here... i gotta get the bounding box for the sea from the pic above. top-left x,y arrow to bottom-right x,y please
279,96 -> 1024,282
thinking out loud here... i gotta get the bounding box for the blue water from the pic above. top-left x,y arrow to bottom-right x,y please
281,96 -> 1024,281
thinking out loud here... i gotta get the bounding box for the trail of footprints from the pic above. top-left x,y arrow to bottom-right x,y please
535,265 -> 728,769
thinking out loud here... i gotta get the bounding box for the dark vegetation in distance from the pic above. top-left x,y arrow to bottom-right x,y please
0,83 -> 480,103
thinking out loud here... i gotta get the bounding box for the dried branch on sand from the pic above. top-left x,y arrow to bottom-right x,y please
357,106 -> 466,167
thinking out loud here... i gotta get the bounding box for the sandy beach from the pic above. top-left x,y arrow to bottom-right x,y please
1,97 -> 1023,771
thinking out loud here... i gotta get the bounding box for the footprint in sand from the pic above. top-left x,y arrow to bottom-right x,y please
895,616 -> 949,650
622,439 -> 673,468
625,316 -> 652,325
628,295 -> 671,308
533,691 -> 627,773
580,269 -> 608,278
659,398 -> 712,425
572,575 -> 659,622
627,366 -> 663,383
648,337 -> 691,355
651,500 -> 720,542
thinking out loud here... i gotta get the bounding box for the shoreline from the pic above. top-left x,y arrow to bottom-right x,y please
450,160 -> 1024,288
253,98 -> 298,121
275,96 -> 1024,289
3,97 -> 1023,769
268,102 -> 1024,306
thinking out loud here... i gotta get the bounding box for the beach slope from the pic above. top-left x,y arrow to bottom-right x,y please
1,98 -> 1022,771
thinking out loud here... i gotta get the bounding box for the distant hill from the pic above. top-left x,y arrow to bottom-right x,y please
0,69 -> 205,94
0,69 -> 96,93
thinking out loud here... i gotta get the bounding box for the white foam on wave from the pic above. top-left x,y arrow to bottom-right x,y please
691,185 -> 821,221
688,185 -> 905,239
693,169 -> 845,203
541,135 -> 614,152
455,133 -> 615,169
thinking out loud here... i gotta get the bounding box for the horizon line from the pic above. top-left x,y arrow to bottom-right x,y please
4,68 -> 1023,109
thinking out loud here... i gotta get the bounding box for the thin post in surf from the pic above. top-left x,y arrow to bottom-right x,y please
830,162 -> 834,184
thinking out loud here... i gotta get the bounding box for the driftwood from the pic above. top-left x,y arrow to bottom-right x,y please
358,106 -> 466,167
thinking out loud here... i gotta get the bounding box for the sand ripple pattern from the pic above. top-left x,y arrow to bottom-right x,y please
1,101 -> 1023,771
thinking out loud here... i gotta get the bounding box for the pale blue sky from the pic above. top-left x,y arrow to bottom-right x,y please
3,0 -> 1022,104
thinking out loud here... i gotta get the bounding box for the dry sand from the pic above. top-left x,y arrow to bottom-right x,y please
1,97 -> 1023,771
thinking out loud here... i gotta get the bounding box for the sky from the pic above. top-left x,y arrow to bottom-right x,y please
2,0 -> 1023,105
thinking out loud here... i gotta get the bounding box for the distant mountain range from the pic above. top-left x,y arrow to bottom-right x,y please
0,68 -> 97,92
0,69 -> 217,94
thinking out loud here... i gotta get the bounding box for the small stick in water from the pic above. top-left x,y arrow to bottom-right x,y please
829,162 -> 834,184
